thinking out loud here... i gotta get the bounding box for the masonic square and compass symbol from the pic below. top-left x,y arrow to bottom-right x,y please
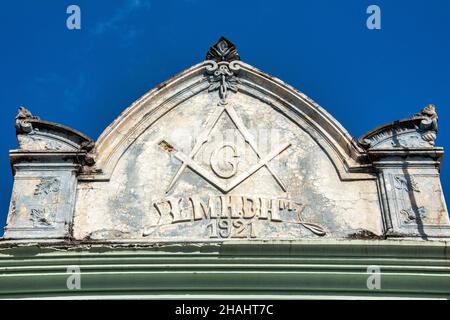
158,37 -> 291,194
159,103 -> 291,194
142,38 -> 327,238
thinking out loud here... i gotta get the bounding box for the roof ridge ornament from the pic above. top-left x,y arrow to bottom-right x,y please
360,104 -> 439,149
413,104 -> 438,146
205,37 -> 241,105
206,36 -> 240,62
15,106 -> 40,134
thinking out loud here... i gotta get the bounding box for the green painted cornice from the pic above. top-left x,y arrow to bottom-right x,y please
0,240 -> 449,299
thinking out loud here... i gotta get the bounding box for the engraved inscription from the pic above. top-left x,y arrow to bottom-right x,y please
143,195 -> 326,238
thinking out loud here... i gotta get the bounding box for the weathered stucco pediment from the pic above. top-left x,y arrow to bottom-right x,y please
360,105 -> 439,150
3,37 -> 449,242
15,107 -> 94,153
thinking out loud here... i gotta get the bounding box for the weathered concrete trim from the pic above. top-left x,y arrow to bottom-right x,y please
9,152 -> 84,174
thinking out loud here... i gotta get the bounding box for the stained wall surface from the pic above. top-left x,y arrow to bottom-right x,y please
3,39 -> 449,242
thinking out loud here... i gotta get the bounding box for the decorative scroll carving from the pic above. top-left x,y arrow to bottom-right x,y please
394,175 -> 420,193
401,207 -> 427,224
391,174 -> 429,226
295,204 -> 327,236
34,178 -> 60,196
360,104 -> 440,149
80,140 -> 96,166
15,106 -> 39,134
413,104 -> 438,146
205,37 -> 241,104
13,106 -> 96,167
27,177 -> 61,228
30,208 -> 54,227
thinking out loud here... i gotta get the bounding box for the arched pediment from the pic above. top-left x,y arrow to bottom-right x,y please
67,37 -> 389,241
15,107 -> 94,153
5,37 -> 449,242
85,38 -> 373,182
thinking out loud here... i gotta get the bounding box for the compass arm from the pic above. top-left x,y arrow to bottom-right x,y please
225,104 -> 288,191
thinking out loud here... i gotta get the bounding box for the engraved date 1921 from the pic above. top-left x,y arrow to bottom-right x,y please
206,219 -> 257,239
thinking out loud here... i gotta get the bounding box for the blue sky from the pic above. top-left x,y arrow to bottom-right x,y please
0,0 -> 449,233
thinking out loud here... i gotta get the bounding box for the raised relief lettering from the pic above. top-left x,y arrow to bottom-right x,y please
143,195 -> 326,238
260,198 -> 282,222
243,197 -> 259,219
166,197 -> 191,223
210,144 -> 239,179
190,196 -> 218,220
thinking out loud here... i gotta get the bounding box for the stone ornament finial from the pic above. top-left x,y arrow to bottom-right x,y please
206,36 -> 240,62
413,104 -> 438,145
15,106 -> 40,134
360,104 -> 440,149
413,103 -> 438,130
205,37 -> 241,105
